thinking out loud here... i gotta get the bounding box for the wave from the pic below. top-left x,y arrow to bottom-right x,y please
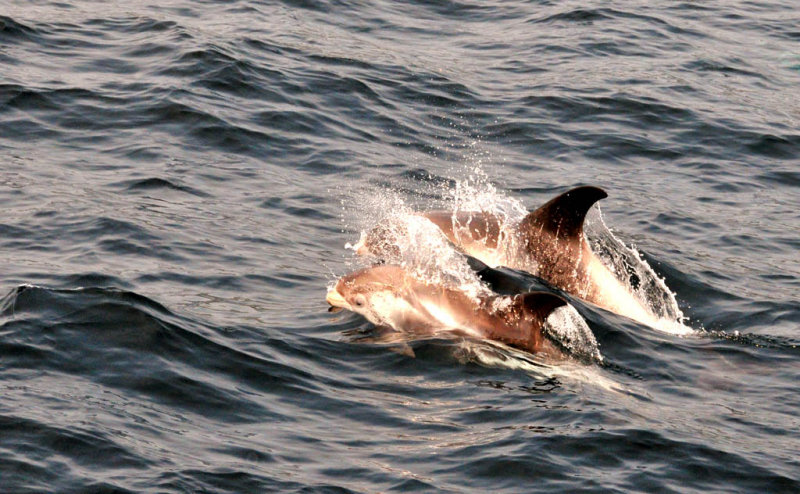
0,285 -> 313,422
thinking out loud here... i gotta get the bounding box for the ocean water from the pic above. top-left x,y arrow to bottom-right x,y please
1,0 -> 799,492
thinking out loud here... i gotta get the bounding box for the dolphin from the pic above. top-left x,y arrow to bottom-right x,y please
357,186 -> 659,327
326,264 -> 568,356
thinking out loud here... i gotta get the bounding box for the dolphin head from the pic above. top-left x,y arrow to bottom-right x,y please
326,265 -> 412,325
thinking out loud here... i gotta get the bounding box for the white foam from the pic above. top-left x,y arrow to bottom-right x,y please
544,305 -> 603,362
584,208 -> 693,335
446,165 -> 527,225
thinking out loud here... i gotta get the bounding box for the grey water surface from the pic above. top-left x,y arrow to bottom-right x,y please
1,0 -> 799,492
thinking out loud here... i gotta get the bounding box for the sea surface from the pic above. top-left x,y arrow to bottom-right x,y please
1,0 -> 799,492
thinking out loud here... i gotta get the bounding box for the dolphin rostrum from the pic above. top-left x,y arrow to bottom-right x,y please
357,186 -> 660,327
326,264 -> 568,356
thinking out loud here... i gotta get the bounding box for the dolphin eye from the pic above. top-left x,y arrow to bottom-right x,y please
354,294 -> 366,307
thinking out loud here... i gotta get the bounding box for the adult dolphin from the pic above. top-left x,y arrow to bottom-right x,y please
326,264 -> 568,357
358,186 -> 660,327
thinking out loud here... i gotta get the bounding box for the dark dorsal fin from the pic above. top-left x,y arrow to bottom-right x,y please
490,291 -> 568,353
521,186 -> 607,242
518,292 -> 568,326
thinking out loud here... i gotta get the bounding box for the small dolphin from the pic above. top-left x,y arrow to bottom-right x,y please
358,186 -> 659,327
326,265 -> 568,356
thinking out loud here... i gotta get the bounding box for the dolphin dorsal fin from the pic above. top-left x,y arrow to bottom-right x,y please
521,186 -> 607,242
518,292 -> 568,326
491,291 -> 568,353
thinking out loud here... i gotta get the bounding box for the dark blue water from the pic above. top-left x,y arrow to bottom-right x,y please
1,0 -> 799,492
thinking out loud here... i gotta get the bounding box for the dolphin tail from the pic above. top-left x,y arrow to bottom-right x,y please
521,186 -> 607,242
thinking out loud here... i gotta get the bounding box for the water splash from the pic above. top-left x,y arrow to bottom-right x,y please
343,185 -> 490,301
583,208 -> 692,335
544,305 -> 603,362
356,214 -> 492,301
438,166 -> 530,269
445,165 -> 527,225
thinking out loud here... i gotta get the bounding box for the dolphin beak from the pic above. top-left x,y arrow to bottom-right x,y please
326,289 -> 350,312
